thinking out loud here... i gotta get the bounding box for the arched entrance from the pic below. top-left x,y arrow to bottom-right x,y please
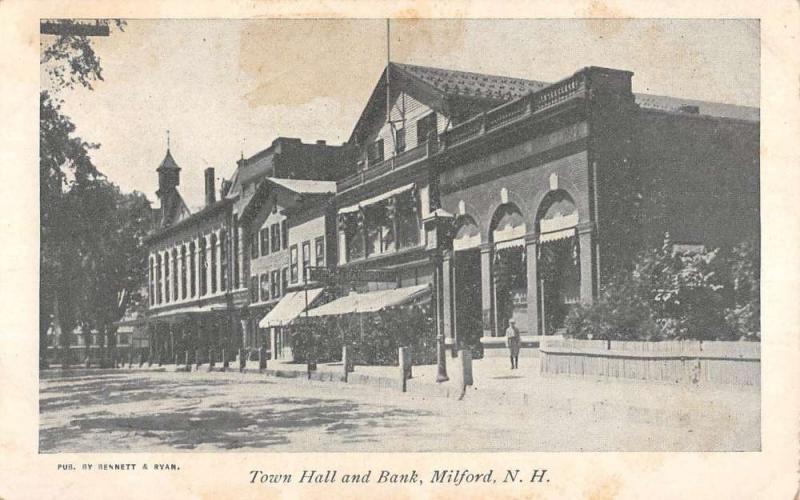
536,191 -> 580,335
490,203 -> 528,335
452,215 -> 483,356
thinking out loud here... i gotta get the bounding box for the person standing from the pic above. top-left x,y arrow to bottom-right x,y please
505,318 -> 520,369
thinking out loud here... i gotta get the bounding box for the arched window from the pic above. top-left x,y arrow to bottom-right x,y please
155,253 -> 162,304
148,256 -> 154,306
172,248 -> 179,301
537,190 -> 578,243
210,233 -> 218,294
180,245 -> 187,299
189,241 -> 196,297
163,251 -> 171,303
491,203 -> 526,248
453,215 -> 481,251
199,237 -> 207,296
220,231 -> 227,292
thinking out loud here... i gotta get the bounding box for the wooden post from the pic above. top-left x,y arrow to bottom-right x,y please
139,349 -> 145,367
208,347 -> 215,372
456,349 -> 473,400
222,348 -> 229,371
259,345 -> 267,371
399,347 -> 411,392
342,345 -> 353,382
184,350 -> 190,372
195,349 -> 201,371
239,348 -> 246,372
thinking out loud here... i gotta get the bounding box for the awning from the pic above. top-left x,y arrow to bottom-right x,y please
338,183 -> 415,215
305,284 -> 430,317
148,303 -> 226,321
453,233 -> 481,251
493,224 -> 526,244
540,213 -> 578,233
495,237 -> 525,250
259,288 -> 324,328
540,228 -> 576,243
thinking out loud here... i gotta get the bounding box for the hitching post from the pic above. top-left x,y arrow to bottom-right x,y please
457,349 -> 473,400
258,344 -> 267,371
184,350 -> 190,372
342,345 -> 352,382
195,349 -> 201,371
239,348 -> 246,372
208,347 -> 215,372
399,346 -> 411,392
222,348 -> 228,371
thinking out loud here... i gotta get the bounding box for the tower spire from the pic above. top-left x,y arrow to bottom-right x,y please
166,129 -> 170,150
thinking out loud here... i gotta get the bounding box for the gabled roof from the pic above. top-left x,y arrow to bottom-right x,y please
239,177 -> 336,225
157,149 -> 180,171
397,63 -> 549,101
348,63 -> 549,146
267,177 -> 336,195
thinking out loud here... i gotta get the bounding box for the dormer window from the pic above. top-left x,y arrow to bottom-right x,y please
395,127 -> 406,153
417,113 -> 438,145
367,139 -> 384,165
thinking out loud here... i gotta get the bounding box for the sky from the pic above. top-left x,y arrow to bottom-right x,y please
42,19 -> 759,211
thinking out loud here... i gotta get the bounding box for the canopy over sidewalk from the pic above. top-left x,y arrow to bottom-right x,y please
304,284 -> 430,317
259,288 -> 324,328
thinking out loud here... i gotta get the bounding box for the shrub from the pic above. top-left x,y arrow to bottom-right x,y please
566,234 -> 759,341
288,302 -> 437,366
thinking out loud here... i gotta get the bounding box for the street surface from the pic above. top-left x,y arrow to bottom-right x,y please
39,370 -> 759,452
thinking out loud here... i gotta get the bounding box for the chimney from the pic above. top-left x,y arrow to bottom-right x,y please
204,167 -> 216,206
678,105 -> 700,114
316,140 -> 327,146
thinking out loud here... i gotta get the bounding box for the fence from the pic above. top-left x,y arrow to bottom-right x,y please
539,339 -> 760,387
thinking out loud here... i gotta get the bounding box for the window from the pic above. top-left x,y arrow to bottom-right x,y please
302,241 -> 311,281
180,246 -> 187,299
271,223 -> 280,252
149,257 -> 154,306
233,215 -> 240,288
290,245 -> 299,283
260,227 -> 270,257
367,139 -> 384,164
281,268 -> 288,296
417,113 -> 438,145
395,127 -> 406,153
315,237 -> 325,268
210,233 -> 217,294
164,251 -> 170,302
271,270 -> 280,299
155,254 -> 161,304
172,249 -> 179,301
259,273 -> 269,302
344,215 -> 365,262
199,239 -> 207,296
250,276 -> 258,303
281,220 -> 288,249
189,241 -> 196,297
250,232 -> 258,259
220,231 -> 227,292
396,190 -> 420,249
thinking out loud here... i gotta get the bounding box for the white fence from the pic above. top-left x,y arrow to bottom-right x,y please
539,339 -> 760,387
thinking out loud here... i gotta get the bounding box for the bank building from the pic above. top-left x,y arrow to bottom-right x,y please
137,63 -> 758,361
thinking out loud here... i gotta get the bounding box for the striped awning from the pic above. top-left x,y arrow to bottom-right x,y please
338,183 -> 415,215
304,285 -> 430,317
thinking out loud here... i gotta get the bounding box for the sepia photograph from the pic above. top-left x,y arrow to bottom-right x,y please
38,18 -> 762,454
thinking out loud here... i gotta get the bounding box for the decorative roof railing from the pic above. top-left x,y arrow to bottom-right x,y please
337,71 -> 587,193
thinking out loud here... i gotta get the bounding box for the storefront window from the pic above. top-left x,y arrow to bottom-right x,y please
345,214 -> 365,261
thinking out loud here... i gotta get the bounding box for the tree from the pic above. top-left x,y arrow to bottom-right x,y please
39,20 -> 133,368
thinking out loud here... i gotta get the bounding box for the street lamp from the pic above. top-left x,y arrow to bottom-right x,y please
423,208 -> 455,383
